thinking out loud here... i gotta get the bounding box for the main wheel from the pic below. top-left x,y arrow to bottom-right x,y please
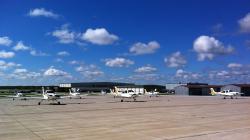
121,99 -> 124,102
231,96 -> 233,99
80,97 -> 82,99
133,98 -> 136,102
58,101 -> 61,105
223,97 -> 226,99
38,102 -> 41,105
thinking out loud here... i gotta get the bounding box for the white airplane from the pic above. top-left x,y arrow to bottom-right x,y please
110,87 -> 139,102
65,88 -> 86,99
210,88 -> 243,99
144,89 -> 159,97
8,91 -> 28,100
37,87 -> 62,105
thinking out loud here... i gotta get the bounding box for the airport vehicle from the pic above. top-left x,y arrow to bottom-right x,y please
210,88 -> 243,99
110,86 -> 139,102
144,89 -> 159,97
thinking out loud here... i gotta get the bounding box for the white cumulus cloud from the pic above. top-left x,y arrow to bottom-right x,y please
228,63 -> 243,69
44,67 -> 70,77
164,51 -> 187,67
104,57 -> 134,67
51,25 -> 76,44
10,68 -> 41,79
175,69 -> 201,79
134,65 -> 157,73
193,35 -> 234,61
0,36 -> 12,46
0,50 -> 15,58
30,50 -> 48,56
57,51 -> 70,56
28,8 -> 59,18
82,28 -> 118,45
0,60 -> 21,70
13,41 -> 30,51
129,41 -> 160,55
238,12 -> 250,33
75,64 -> 104,78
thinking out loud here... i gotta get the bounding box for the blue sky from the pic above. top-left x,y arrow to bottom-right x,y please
0,0 -> 250,85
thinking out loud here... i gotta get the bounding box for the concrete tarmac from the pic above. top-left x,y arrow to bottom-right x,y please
0,95 -> 250,140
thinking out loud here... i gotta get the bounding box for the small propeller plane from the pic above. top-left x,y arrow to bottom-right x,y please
210,88 -> 243,99
110,86 -> 139,102
8,91 -> 28,100
64,88 -> 87,99
144,89 -> 159,97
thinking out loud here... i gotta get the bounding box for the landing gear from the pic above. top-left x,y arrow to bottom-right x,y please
80,97 -> 82,99
121,99 -> 124,102
133,98 -> 136,102
38,102 -> 41,105
231,96 -> 233,99
57,101 -> 61,105
70,97 -> 72,99
224,96 -> 226,99
13,98 -> 15,101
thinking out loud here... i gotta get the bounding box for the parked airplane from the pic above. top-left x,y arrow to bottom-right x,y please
210,88 -> 243,99
110,87 -> 139,102
37,87 -> 62,105
8,91 -> 28,100
65,88 -> 86,99
144,89 -> 159,97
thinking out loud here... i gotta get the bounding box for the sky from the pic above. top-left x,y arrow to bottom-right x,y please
0,0 -> 250,86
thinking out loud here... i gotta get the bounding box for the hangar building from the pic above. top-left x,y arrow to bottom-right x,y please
174,83 -> 221,96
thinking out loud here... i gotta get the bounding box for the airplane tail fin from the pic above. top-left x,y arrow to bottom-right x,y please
114,86 -> 118,95
69,89 -> 72,95
42,87 -> 45,95
210,88 -> 217,96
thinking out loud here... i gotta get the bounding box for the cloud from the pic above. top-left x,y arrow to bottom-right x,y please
14,68 -> 28,74
193,35 -> 234,61
0,50 -> 15,58
0,60 -> 21,70
13,41 -> 31,51
104,57 -> 134,67
69,60 -> 82,65
129,41 -> 160,55
0,36 -> 12,46
82,28 -> 118,45
57,51 -> 70,56
227,63 -> 243,69
28,8 -> 59,18
175,69 -> 201,79
10,68 -> 41,79
54,58 -> 64,63
30,50 -> 48,56
238,12 -> 250,33
44,67 -> 70,77
75,64 -> 104,78
134,65 -> 157,73
51,25 -> 76,44
164,51 -> 187,67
